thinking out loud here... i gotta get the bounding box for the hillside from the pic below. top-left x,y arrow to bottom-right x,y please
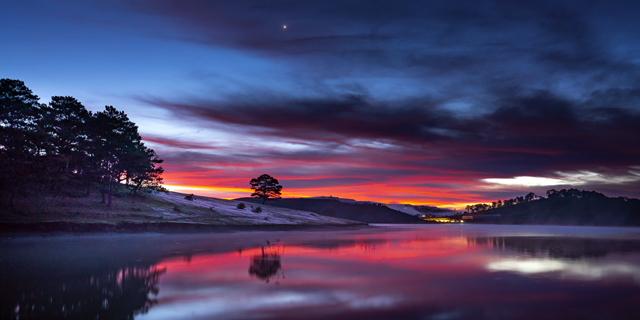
470,192 -> 640,226
0,191 -> 363,231
237,198 -> 426,223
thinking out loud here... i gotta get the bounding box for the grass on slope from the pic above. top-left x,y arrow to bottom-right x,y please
0,191 -> 359,226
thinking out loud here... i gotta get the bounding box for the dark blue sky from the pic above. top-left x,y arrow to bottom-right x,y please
2,0 -> 639,207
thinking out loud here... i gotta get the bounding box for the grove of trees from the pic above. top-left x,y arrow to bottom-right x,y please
464,188 -> 626,214
0,79 -> 165,207
462,188 -> 640,226
464,192 -> 542,213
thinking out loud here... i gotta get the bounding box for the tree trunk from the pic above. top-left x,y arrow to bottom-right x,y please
9,190 -> 15,208
107,178 -> 112,207
130,180 -> 142,195
262,197 -> 266,204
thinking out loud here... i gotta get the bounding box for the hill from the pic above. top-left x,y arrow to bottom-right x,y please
0,191 -> 363,232
237,197 -> 426,223
467,189 -> 640,226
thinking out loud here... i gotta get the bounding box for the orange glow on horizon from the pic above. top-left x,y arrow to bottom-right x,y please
161,168 -> 505,209
163,183 -> 492,210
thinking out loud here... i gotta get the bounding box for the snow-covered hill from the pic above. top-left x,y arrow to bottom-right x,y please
152,192 -> 360,225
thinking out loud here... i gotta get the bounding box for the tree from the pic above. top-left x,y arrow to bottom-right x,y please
90,106 -> 158,206
0,79 -> 166,208
0,79 -> 45,206
525,192 -> 536,202
250,174 -> 283,204
122,144 -> 166,194
40,96 -> 92,194
546,189 -> 559,199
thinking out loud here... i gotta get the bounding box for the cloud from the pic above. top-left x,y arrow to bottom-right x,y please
112,0 -> 640,202
142,135 -> 218,150
483,170 -> 640,187
114,1 -> 640,81
144,88 -> 640,202
487,258 -> 640,282
483,176 -> 569,187
143,89 -> 640,172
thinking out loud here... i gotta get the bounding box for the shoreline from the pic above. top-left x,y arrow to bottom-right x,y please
0,221 -> 371,235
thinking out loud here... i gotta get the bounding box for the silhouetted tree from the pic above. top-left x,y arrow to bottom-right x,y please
525,192 -> 536,202
473,203 -> 490,212
4,265 -> 166,320
249,241 -> 285,283
90,106 -> 138,206
40,96 -> 92,194
90,106 -> 165,205
124,146 -> 166,194
0,79 -> 45,206
1,79 -> 165,207
250,174 -> 283,204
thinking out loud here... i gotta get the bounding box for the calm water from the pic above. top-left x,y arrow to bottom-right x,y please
2,224 -> 640,320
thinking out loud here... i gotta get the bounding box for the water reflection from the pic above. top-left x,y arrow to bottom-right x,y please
357,241 -> 377,253
469,236 -> 640,281
2,226 -> 640,320
469,236 -> 640,259
249,240 -> 285,284
2,265 -> 165,320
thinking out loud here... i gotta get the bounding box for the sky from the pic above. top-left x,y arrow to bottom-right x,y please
2,0 -> 640,208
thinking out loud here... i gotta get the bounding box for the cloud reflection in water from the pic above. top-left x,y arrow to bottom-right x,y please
3,226 -> 639,320
488,258 -> 640,281
138,228 -> 640,320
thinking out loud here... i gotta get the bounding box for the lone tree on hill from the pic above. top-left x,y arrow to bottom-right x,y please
250,174 -> 283,204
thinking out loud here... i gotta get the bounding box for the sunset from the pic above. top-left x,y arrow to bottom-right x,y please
2,1 -> 640,319
3,0 -> 639,207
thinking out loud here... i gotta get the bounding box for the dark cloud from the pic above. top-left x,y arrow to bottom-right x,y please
142,135 -> 217,150
144,88 -> 640,174
282,177 -> 377,189
142,94 -> 457,144
121,0 -> 640,201
118,0 -> 640,80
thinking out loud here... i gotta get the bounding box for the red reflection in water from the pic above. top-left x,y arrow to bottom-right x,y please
139,227 -> 640,320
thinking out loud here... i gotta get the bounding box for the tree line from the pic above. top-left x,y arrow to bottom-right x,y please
0,79 -> 165,207
464,188 -> 611,214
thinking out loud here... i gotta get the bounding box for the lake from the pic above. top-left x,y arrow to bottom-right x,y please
2,224 -> 640,319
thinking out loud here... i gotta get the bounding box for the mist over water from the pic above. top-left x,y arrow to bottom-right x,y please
2,225 -> 640,320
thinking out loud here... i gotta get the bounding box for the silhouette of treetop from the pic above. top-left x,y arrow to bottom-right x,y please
250,174 -> 282,204
0,78 -> 165,207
